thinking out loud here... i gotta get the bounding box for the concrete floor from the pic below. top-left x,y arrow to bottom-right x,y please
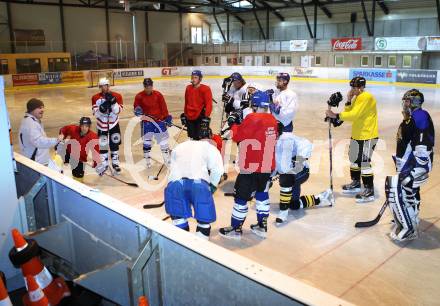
6,77 -> 440,306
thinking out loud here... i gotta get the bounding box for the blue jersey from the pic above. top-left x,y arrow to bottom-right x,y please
396,108 -> 435,174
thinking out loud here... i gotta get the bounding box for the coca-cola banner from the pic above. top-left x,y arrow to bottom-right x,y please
331,37 -> 362,51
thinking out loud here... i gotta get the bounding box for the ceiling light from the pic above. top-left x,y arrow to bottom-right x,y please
190,6 -> 196,9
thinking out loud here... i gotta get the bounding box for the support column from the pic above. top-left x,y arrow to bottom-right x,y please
59,0 -> 66,52
227,12 -> 230,42
179,12 -> 183,42
313,0 -> 317,38
266,8 -> 269,40
6,2 -> 15,53
104,0 -> 111,55
145,11 -> 149,42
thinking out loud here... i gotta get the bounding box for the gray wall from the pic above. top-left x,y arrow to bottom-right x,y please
210,8 -> 440,42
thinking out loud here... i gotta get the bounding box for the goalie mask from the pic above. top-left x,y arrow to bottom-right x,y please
402,89 -> 424,115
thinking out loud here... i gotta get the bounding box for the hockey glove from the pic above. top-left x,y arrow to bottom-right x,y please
134,106 -> 144,117
269,102 -> 281,115
105,92 -> 117,105
222,93 -> 232,104
99,101 -> 111,114
180,113 -> 187,126
227,110 -> 242,126
165,115 -> 173,127
210,183 -> 217,194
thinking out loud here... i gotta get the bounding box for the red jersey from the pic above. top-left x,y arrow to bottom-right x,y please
59,125 -> 99,165
91,91 -> 123,131
231,113 -> 278,173
210,134 -> 223,152
184,84 -> 212,120
133,90 -> 169,121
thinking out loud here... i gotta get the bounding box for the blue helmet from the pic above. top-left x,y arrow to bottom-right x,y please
230,72 -> 244,82
251,90 -> 270,108
276,72 -> 290,83
191,70 -> 203,79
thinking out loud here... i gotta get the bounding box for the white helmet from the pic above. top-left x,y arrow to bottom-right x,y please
247,82 -> 259,90
98,78 -> 110,87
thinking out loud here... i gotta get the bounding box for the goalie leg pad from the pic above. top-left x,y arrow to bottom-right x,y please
386,175 -> 419,241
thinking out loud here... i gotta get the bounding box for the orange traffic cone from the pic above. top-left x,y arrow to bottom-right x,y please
138,296 -> 149,306
9,229 -> 70,305
0,273 -> 12,306
23,275 -> 50,306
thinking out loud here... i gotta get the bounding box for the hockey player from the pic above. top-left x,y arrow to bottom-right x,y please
222,72 -> 248,114
219,90 -> 278,239
386,89 -> 435,241
91,78 -> 124,174
164,123 -> 224,240
325,76 -> 379,203
182,70 -> 212,140
270,73 -> 298,132
133,78 -> 172,168
59,117 -> 102,182
275,131 -> 334,224
19,98 -> 64,166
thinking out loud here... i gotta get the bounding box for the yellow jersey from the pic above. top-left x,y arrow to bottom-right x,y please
339,91 -> 379,140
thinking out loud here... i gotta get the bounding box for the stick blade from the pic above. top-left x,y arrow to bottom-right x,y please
143,201 -> 164,209
354,216 -> 380,228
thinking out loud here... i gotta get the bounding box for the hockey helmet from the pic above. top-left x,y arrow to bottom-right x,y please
98,78 -> 110,87
79,116 -> 92,126
251,90 -> 270,108
350,76 -> 366,88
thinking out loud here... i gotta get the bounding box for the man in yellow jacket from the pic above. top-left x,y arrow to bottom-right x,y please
326,76 -> 379,203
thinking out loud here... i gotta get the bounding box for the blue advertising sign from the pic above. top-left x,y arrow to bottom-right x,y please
38,72 -> 62,84
349,68 -> 396,82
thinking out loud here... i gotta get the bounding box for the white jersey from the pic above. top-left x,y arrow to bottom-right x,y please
272,88 -> 298,127
168,140 -> 224,186
19,113 -> 58,165
276,133 -> 312,174
227,85 -> 248,110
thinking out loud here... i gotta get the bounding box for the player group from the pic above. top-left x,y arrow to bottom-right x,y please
17,70 -> 434,243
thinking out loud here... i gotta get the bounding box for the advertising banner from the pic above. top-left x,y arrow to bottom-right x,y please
161,67 -> 178,76
331,38 -> 362,51
114,69 -> 144,79
38,72 -> 62,84
349,68 -> 396,82
12,74 -> 39,86
396,69 -> 437,84
14,29 -> 45,46
426,36 -> 440,51
374,37 -> 426,51
62,71 -> 85,83
289,40 -> 308,51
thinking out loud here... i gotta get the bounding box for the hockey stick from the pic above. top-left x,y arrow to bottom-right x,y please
354,201 -> 388,228
147,124 -> 185,181
143,201 -> 164,209
327,105 -> 334,192
86,163 -> 139,187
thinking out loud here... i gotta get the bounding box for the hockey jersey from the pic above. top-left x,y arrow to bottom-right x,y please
231,112 -> 278,173
271,88 -> 298,127
168,140 -> 224,185
276,133 -> 313,174
184,84 -> 213,120
396,108 -> 435,174
227,84 -> 248,110
339,91 -> 378,140
59,125 -> 99,164
91,91 -> 123,131
19,113 -> 58,165
133,90 -> 169,122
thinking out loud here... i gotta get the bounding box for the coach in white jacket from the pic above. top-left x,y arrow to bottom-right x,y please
270,73 -> 298,133
19,98 -> 63,165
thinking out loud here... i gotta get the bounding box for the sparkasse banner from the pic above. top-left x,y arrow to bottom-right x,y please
349,68 -> 396,82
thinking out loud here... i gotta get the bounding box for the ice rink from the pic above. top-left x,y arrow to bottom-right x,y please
6,77 -> 440,305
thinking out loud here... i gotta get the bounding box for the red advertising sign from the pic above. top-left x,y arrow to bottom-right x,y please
331,37 -> 362,51
12,74 -> 39,86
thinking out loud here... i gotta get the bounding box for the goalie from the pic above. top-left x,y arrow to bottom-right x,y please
387,89 -> 435,241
